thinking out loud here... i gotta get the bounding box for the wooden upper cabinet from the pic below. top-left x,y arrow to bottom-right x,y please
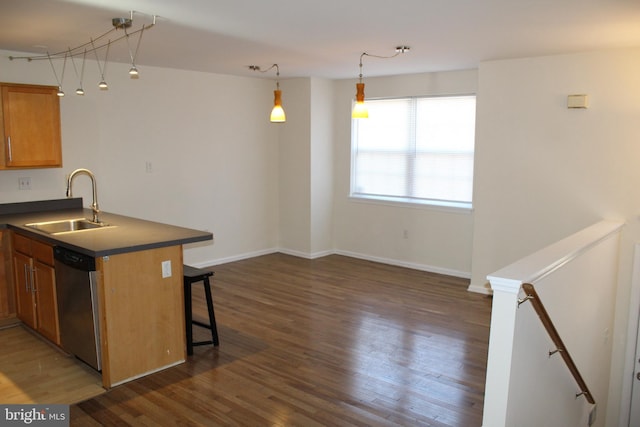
0,83 -> 62,169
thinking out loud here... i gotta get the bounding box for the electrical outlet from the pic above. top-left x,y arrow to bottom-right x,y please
18,177 -> 31,190
403,229 -> 409,239
145,161 -> 153,173
161,260 -> 172,278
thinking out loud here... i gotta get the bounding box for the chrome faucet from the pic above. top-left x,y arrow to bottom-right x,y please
66,168 -> 101,223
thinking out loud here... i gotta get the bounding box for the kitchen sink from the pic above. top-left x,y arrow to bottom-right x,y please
25,218 -> 113,235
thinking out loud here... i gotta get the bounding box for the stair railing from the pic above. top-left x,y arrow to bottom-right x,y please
518,282 -> 595,404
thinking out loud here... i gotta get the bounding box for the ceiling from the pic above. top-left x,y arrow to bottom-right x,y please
2,0 -> 640,80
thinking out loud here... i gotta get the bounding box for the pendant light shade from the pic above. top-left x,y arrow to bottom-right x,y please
270,89 -> 286,122
352,82 -> 368,119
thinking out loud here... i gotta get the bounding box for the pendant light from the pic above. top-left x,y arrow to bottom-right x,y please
125,22 -> 146,78
92,38 -> 111,90
70,48 -> 87,95
351,46 -> 410,119
352,53 -> 368,119
47,52 -> 67,97
271,85 -> 286,123
249,64 -> 286,123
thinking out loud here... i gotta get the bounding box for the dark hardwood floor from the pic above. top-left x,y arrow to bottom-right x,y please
71,253 -> 492,426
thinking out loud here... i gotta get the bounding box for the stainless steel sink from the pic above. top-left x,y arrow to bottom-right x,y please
25,218 -> 113,235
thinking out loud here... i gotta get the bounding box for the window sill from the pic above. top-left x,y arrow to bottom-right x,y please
348,195 -> 473,214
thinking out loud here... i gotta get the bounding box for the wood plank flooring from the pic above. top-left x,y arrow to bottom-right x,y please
0,253 -> 491,425
72,254 -> 492,426
0,325 -> 104,404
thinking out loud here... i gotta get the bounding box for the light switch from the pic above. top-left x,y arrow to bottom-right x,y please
161,260 -> 172,278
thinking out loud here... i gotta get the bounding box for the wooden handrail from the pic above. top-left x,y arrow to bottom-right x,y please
520,283 -> 595,404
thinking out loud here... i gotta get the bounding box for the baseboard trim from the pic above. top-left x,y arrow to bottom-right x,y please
278,248 -> 333,259
333,249 -> 471,279
189,248 -> 279,268
467,283 -> 492,295
191,248 -> 473,285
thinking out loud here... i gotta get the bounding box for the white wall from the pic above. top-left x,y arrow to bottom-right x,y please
0,50 -> 280,266
278,78 -> 312,254
309,77 -> 334,256
332,70 -> 477,277
277,77 -> 335,258
470,47 -> 640,426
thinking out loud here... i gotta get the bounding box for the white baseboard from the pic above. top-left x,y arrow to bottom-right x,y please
467,282 -> 492,295
189,247 -> 279,268
192,248 -> 475,289
278,247 -> 333,259
333,249 -> 471,279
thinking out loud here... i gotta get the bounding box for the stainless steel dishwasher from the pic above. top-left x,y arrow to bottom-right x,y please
54,246 -> 102,371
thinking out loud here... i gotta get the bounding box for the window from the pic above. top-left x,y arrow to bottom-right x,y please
350,95 -> 476,209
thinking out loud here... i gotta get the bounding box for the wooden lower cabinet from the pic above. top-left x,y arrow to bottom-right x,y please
12,233 -> 60,345
33,255 -> 58,343
10,232 -> 185,388
0,230 -> 17,321
97,245 -> 185,388
13,250 -> 35,328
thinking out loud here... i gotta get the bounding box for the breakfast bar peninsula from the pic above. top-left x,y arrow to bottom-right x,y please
0,198 -> 213,388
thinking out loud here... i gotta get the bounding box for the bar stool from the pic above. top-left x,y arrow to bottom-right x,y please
183,265 -> 220,355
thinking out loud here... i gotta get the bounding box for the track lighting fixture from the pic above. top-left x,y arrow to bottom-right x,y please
125,21 -> 146,78
10,11 -> 156,96
249,64 -> 286,123
93,38 -> 110,90
352,46 -> 410,119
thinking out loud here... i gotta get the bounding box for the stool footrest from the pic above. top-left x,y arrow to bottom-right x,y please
193,341 -> 215,347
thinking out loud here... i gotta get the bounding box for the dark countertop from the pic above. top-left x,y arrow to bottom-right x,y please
0,199 -> 213,257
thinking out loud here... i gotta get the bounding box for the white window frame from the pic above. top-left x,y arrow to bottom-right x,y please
350,94 -> 476,212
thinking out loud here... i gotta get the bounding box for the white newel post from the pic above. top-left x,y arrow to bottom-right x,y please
482,277 -> 522,427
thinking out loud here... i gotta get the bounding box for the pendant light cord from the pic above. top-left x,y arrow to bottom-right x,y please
250,63 -> 281,88
125,24 -> 146,67
358,48 -> 408,83
91,38 -> 111,81
47,52 -> 67,88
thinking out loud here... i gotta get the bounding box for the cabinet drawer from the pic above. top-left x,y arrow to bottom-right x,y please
32,240 -> 53,266
12,233 -> 31,255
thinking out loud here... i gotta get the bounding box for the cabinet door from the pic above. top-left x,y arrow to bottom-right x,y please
34,260 -> 59,344
1,84 -> 62,168
0,230 -> 16,319
13,251 -> 36,329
